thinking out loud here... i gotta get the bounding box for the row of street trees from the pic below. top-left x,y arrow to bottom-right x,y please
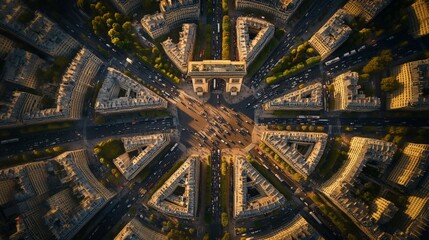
222,16 -> 231,60
89,1 -> 180,84
266,42 -> 320,84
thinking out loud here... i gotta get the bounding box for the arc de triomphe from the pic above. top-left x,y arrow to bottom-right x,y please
187,60 -> 246,96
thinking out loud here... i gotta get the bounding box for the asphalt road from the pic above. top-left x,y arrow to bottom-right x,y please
0,117 -> 175,157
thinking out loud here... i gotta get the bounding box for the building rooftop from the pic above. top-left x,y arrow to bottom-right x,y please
233,156 -> 285,219
22,48 -> 102,123
159,0 -> 198,12
148,155 -> 200,219
388,142 -> 429,188
331,71 -> 381,111
0,150 -> 115,240
408,0 -> 429,37
308,9 -> 352,59
322,137 -> 396,197
114,218 -> 167,240
258,214 -> 322,240
371,197 -> 398,224
343,0 -> 392,23
261,131 -> 328,177
114,134 -> 171,181
2,48 -> 44,89
387,58 -> 429,110
236,16 -> 274,65
95,68 -> 167,114
263,82 -> 323,110
188,60 -> 246,75
161,23 -> 196,74
0,2 -> 79,56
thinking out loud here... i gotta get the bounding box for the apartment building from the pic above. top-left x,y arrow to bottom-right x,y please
343,0 -> 392,23
141,0 -> 200,39
161,23 -> 196,74
2,48 -> 45,89
233,156 -> 285,219
110,0 -> 141,15
22,48 -> 102,124
148,155 -> 200,219
261,131 -> 328,177
115,218 -> 167,240
235,0 -> 303,22
322,137 -> 396,197
408,0 -> 429,37
331,71 -> 381,112
387,58 -> 429,110
114,134 -> 171,181
388,143 -> 429,189
308,9 -> 352,60
95,68 -> 168,114
0,2 -> 80,57
263,82 -> 323,111
236,17 -> 274,66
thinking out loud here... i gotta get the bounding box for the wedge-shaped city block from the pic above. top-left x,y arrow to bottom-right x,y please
95,68 -> 168,114
322,137 -> 396,197
263,82 -> 323,111
261,131 -> 328,177
388,142 -> 429,189
387,58 -> 429,110
233,156 -> 285,219
162,23 -> 196,74
236,16 -> 274,66
114,134 -> 171,181
148,155 -> 200,220
141,0 -> 200,39
257,214 -> 322,240
114,218 -> 167,240
0,150 -> 115,240
331,71 -> 381,112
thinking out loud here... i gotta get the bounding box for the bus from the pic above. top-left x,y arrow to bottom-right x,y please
217,23 -> 220,33
275,173 -> 284,182
309,211 -> 322,224
271,84 -> 280,89
262,164 -> 269,170
324,57 -> 340,66
170,143 -> 178,152
1,138 -> 19,144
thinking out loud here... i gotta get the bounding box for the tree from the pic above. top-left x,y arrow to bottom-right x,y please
114,12 -> 123,22
221,212 -> 228,227
77,0 -> 85,8
203,233 -> 209,240
298,83 -> 305,89
222,232 -> 230,240
99,158 -> 105,164
149,214 -> 155,222
189,228 -> 195,234
94,147 -> 101,155
122,21 -> 132,32
381,76 -> 400,92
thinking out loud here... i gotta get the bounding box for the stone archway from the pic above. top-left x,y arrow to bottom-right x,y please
209,78 -> 226,92
187,60 -> 246,97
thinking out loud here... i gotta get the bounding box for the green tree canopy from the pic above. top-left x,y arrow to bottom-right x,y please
381,76 -> 400,92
